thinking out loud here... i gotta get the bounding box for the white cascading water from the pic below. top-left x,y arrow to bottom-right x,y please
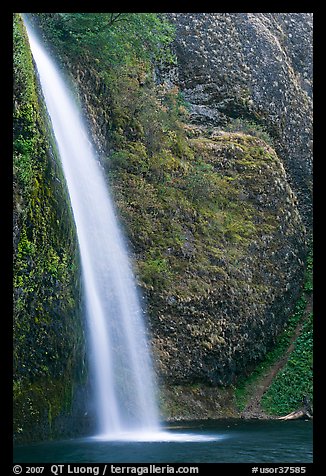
23,17 -> 161,439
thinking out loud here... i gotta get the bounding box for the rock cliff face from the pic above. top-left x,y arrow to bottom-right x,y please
66,13 -> 310,388
13,12 -> 312,441
147,131 -> 306,386
163,13 -> 313,227
69,70 -> 307,388
13,14 -> 89,442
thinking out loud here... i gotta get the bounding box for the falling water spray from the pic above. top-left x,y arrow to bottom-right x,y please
23,15 -> 160,438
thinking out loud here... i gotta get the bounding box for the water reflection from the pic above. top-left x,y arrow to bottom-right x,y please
14,420 -> 313,463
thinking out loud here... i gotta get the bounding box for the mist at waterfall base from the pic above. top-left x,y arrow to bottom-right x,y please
14,420 -> 312,463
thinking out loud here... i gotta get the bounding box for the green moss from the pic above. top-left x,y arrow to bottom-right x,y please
260,250 -> 313,415
304,250 -> 313,293
234,296 -> 308,411
13,13 -> 85,441
35,15 -> 284,306
225,118 -> 274,146
261,313 -> 313,415
13,378 -> 74,441
138,257 -> 173,290
234,247 -> 313,414
159,384 -> 239,420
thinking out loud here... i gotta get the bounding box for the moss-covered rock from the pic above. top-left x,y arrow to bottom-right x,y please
164,13 -> 313,229
14,13 -> 311,436
13,13 -> 88,443
61,48 -> 307,388
159,383 -> 239,421
138,132 -> 306,387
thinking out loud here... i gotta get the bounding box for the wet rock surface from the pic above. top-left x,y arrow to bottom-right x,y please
148,132 -> 307,386
67,21 -> 310,389
163,13 -> 313,228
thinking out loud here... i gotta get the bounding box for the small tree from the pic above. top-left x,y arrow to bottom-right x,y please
33,13 -> 175,67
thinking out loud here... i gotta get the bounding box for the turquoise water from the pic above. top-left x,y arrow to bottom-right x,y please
14,419 -> 313,463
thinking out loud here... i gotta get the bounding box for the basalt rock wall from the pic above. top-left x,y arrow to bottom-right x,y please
163,13 -> 313,228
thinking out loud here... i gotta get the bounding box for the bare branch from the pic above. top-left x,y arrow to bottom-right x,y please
108,13 -> 128,26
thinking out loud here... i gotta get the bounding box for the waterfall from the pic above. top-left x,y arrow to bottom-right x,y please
23,16 -> 160,438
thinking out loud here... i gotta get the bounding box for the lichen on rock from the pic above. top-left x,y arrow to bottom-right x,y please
13,13 -> 89,443
163,13 -> 313,228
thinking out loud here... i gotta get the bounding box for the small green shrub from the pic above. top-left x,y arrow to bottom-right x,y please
304,250 -> 313,293
225,118 -> 274,146
234,248 -> 313,415
261,312 -> 313,415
